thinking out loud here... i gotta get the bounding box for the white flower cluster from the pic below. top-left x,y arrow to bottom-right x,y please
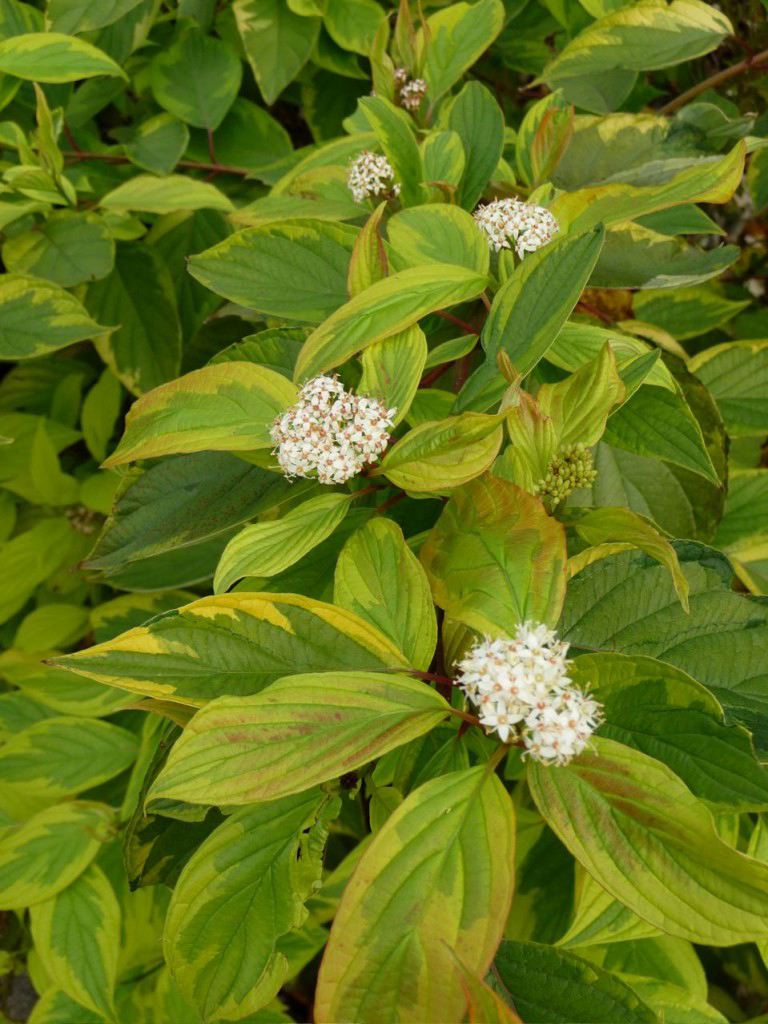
456,623 -> 602,766
347,150 -> 400,203
270,376 -> 395,485
395,68 -> 427,111
473,198 -> 558,257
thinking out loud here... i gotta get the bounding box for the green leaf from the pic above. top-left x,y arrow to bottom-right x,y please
55,592 -> 410,706
633,286 -> 748,341
494,941 -> 657,1023
376,412 -> 503,494
189,220 -> 357,323
0,717 -> 138,812
294,264 -> 488,381
714,469 -> 768,550
103,362 -> 296,466
546,322 -> 675,392
151,26 -> 241,130
335,518 -> 437,671
0,518 -> 80,626
568,506 -> 689,610
689,340 -> 768,438
164,791 -> 331,1021
149,673 -> 450,806
457,227 -> 604,412
528,736 -> 768,945
448,81 -> 504,210
572,653 -> 768,810
315,767 -> 515,1023
419,0 -> 505,100
86,453 -> 299,583
0,802 -> 115,909
359,324 -> 427,424
81,368 -> 122,463
0,32 -> 126,82
557,867 -> 659,949
27,988 -> 104,1024
604,384 -> 719,483
46,0 -> 143,33
421,475 -> 567,636
99,173 -> 233,214
0,650 -> 131,718
0,273 -> 107,360
562,539 -> 768,725
122,112 -> 189,176
541,1 -> 732,88
30,864 -> 120,1019
233,0 -> 319,105
2,211 -> 115,287
214,492 -> 353,593
84,243 -> 180,396
421,130 -> 466,194
590,224 -> 739,290
387,204 -> 490,274
359,95 -> 424,207
582,441 -> 723,543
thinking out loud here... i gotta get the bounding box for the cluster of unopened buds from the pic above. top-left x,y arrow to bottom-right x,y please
347,150 -> 400,204
394,67 -> 427,111
474,197 -> 558,257
533,443 -> 598,508
456,622 -> 602,765
270,376 -> 395,485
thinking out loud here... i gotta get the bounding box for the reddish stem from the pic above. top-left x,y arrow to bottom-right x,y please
434,309 -> 480,335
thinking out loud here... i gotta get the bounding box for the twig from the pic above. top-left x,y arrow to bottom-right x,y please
419,361 -> 453,388
657,46 -> 768,115
376,491 -> 407,515
433,309 -> 480,335
62,149 -> 251,178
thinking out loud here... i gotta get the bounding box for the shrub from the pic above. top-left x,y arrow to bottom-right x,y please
0,1 -> 767,1022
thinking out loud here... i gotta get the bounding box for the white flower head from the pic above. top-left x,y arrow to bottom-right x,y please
399,77 -> 427,111
455,622 -> 602,765
473,198 -> 558,257
347,150 -> 400,204
271,376 -> 395,485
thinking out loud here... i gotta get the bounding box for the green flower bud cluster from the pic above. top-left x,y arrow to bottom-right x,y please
533,443 -> 597,507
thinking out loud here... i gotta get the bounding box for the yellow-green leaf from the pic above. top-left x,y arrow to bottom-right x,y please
294,264 -> 488,382
30,864 -> 120,1020
0,802 -> 115,910
55,592 -> 410,706
359,325 -> 427,425
335,518 -> 437,670
0,274 -> 108,361
99,173 -> 233,214
103,362 -> 296,467
0,32 -> 126,83
214,492 -> 353,593
376,413 -> 503,494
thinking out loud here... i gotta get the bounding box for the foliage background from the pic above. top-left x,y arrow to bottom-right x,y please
0,0 -> 767,1022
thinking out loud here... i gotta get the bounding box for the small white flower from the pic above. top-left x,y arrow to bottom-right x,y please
399,77 -> 427,111
455,622 -> 602,764
347,150 -> 400,204
473,198 -> 558,257
271,376 -> 395,485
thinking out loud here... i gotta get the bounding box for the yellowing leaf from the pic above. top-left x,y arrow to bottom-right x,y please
103,362 -> 296,467
0,32 -> 126,83
421,475 -> 567,636
148,673 -> 450,807
315,767 -> 515,1024
0,274 -> 108,361
529,736 -> 768,945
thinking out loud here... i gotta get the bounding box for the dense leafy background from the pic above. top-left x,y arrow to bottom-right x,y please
0,0 -> 768,1022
